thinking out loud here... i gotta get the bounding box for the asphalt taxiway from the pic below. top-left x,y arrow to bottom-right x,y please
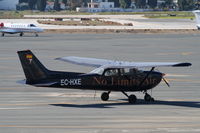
0,33 -> 200,133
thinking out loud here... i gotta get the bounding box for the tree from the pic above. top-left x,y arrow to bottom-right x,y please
164,0 -> 173,8
148,0 -> 157,8
125,0 -> 131,8
108,0 -> 120,7
37,0 -> 46,11
178,0 -> 194,10
54,0 -> 61,11
135,0 -> 146,8
82,0 -> 88,7
119,0 -> 126,8
195,0 -> 200,10
68,0 -> 82,10
19,0 -> 28,3
28,0 -> 37,10
62,0 -> 67,6
119,0 -> 131,8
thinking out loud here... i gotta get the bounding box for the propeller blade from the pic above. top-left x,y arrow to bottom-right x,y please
162,77 -> 170,87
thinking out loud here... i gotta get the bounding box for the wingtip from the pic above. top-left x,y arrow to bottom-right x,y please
173,62 -> 192,67
55,57 -> 60,60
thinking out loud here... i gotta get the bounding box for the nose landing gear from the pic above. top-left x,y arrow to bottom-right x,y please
144,93 -> 154,102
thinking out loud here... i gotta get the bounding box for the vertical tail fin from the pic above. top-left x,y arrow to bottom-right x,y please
0,23 -> 4,28
193,10 -> 200,29
17,50 -> 50,84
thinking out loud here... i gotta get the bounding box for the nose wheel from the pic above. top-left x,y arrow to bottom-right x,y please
121,91 -> 137,104
144,93 -> 154,102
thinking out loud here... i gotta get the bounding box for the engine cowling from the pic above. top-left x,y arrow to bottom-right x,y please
0,23 -> 4,28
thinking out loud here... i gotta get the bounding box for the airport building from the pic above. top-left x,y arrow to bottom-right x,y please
0,0 -> 18,10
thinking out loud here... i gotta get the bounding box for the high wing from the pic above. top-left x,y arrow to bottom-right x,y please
55,56 -> 192,69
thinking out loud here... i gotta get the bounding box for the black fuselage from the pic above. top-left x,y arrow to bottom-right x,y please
31,70 -> 163,92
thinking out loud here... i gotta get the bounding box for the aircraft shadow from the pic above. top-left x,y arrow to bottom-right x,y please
50,99 -> 200,109
1,35 -> 47,37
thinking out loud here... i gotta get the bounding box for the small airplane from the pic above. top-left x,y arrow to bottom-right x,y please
193,10 -> 200,30
0,22 -> 44,37
17,50 -> 192,104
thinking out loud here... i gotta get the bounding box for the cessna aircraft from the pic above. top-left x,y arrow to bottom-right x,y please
0,22 -> 43,37
193,10 -> 200,30
17,50 -> 192,104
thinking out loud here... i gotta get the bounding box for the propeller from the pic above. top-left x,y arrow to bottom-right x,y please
162,76 -> 170,87
156,68 -> 170,88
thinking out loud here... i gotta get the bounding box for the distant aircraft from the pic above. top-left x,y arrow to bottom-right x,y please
17,50 -> 192,104
193,10 -> 200,30
0,23 -> 43,37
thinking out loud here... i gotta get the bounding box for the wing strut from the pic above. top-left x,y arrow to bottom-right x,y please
138,67 -> 155,92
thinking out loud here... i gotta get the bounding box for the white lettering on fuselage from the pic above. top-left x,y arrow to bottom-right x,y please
61,79 -> 81,86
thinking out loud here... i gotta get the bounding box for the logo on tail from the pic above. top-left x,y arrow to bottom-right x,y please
26,54 -> 33,64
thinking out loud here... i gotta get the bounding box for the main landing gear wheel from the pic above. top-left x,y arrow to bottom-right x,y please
144,93 -> 154,102
101,92 -> 110,101
2,33 -> 4,37
20,33 -> 23,37
35,33 -> 38,37
128,95 -> 137,104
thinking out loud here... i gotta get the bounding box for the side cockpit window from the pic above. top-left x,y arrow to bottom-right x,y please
103,69 -> 119,76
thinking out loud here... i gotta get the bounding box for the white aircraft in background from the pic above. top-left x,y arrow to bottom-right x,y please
193,10 -> 200,30
0,23 -> 44,37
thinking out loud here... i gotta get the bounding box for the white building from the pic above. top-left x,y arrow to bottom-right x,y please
85,0 -> 114,12
88,0 -> 114,8
0,0 -> 18,10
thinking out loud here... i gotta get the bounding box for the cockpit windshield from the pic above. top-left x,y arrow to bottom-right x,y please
30,24 -> 36,27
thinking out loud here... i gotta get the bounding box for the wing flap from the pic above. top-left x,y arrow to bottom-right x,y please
55,56 -> 113,67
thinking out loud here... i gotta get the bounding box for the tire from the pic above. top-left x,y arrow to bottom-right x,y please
144,94 -> 151,102
101,92 -> 109,101
20,33 -> 23,37
128,94 -> 137,104
151,98 -> 155,102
